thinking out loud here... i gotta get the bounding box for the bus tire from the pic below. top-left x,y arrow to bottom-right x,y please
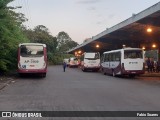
82,68 -> 86,72
102,69 -> 106,75
129,74 -> 135,78
112,70 -> 115,77
42,73 -> 46,77
19,73 -> 24,77
93,70 -> 97,72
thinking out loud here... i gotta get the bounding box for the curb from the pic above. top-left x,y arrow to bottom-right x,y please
140,73 -> 160,77
0,79 -> 14,90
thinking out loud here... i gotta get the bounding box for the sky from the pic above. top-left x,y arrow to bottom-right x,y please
9,0 -> 160,44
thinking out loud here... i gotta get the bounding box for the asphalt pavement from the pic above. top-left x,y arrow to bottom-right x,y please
0,68 -> 160,90
0,66 -> 160,120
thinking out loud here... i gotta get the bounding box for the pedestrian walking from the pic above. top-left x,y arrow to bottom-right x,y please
63,61 -> 67,72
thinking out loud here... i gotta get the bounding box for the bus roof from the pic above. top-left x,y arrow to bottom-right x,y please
103,48 -> 142,54
19,43 -> 46,47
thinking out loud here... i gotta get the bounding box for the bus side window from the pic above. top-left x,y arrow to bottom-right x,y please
104,54 -> 107,62
103,54 -> 105,62
101,54 -> 104,62
115,52 -> 120,61
104,54 -> 108,62
109,53 -> 112,61
112,53 -> 116,61
106,54 -> 109,62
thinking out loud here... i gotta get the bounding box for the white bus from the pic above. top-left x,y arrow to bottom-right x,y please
18,43 -> 47,77
101,48 -> 145,77
81,52 -> 100,72
69,57 -> 78,67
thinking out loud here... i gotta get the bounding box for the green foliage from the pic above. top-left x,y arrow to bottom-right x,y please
48,52 -> 74,65
0,0 -> 79,73
57,31 -> 78,52
24,25 -> 58,53
0,0 -> 12,9
0,0 -> 28,73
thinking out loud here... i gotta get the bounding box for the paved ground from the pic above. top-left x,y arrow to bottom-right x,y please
0,66 -> 160,120
0,77 -> 15,90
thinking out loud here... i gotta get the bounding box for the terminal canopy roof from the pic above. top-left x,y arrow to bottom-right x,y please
68,2 -> 160,54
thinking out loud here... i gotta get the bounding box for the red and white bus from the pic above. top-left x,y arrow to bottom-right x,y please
101,48 -> 145,77
18,43 -> 47,77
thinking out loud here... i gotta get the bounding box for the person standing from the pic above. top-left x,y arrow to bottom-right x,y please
146,58 -> 151,72
156,61 -> 160,72
150,58 -> 154,72
63,61 -> 67,72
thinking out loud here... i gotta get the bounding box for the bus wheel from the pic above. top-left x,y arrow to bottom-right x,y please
42,73 -> 46,77
82,68 -> 86,72
19,73 -> 24,77
129,74 -> 135,78
112,70 -> 115,77
93,69 -> 98,72
102,69 -> 106,75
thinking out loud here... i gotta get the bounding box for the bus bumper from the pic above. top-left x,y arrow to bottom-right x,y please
18,69 -> 47,74
83,66 -> 100,70
122,70 -> 145,75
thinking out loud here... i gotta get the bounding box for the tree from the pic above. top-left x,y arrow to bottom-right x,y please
34,25 -> 49,33
23,25 -> 58,63
57,31 -> 78,52
24,25 -> 58,53
0,0 -> 28,73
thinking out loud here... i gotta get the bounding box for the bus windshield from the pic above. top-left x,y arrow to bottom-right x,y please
124,50 -> 143,59
85,53 -> 100,60
70,57 -> 78,61
20,45 -> 44,57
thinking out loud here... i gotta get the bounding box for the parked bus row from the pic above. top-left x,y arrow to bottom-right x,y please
17,43 -> 145,78
63,52 -> 101,71
65,48 -> 145,78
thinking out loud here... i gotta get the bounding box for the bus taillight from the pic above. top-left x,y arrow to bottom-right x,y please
42,62 -> 46,69
18,62 -> 21,69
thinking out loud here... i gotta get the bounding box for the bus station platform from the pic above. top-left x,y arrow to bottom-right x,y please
140,72 -> 160,77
